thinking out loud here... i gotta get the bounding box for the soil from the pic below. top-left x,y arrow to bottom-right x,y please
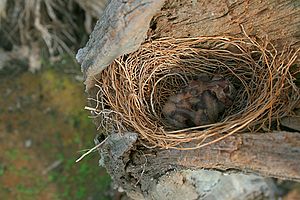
0,59 -> 113,200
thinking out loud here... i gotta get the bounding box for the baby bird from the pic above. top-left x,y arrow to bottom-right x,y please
162,74 -> 235,129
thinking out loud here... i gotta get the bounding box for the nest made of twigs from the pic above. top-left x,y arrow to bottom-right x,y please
87,35 -> 299,149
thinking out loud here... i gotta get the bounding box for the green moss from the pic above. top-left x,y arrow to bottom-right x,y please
97,172 -> 111,191
16,184 -> 38,196
17,167 -> 31,176
0,164 -> 5,176
62,186 -> 71,198
0,55 -> 112,200
5,149 -> 19,160
75,187 -> 87,199
47,173 -> 57,182
0,187 -> 11,196
40,69 -> 85,115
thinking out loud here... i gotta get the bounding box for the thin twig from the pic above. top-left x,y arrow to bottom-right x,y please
75,137 -> 108,163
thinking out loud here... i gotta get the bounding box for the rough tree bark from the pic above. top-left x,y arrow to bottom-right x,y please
76,0 -> 300,199
98,131 -> 299,199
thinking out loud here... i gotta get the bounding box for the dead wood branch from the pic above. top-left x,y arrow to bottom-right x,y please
76,0 -> 165,90
100,131 -> 300,199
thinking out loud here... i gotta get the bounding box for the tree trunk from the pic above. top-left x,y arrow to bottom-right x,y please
76,0 -> 300,199
151,0 -> 300,49
100,131 -> 299,199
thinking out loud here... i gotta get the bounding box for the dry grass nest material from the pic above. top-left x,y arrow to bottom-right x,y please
87,35 -> 300,149
0,0 -> 107,55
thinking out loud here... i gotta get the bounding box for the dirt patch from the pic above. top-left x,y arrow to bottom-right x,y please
0,66 -> 112,200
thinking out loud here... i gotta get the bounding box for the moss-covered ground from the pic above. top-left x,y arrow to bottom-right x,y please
0,57 -> 112,200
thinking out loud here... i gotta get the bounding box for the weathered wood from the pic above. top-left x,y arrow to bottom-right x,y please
77,0 -> 300,89
76,0 -> 165,90
100,131 -> 300,199
128,132 -> 300,182
80,0 -> 300,121
151,0 -> 300,50
148,170 -> 277,200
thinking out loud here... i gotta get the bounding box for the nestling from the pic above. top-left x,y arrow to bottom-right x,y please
162,74 -> 235,129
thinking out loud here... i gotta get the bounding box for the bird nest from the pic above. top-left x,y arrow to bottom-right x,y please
87,35 -> 299,149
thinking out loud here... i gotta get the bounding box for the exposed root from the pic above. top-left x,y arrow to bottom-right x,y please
0,0 -> 108,56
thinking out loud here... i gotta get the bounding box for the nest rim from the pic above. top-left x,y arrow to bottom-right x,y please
87,35 -> 300,150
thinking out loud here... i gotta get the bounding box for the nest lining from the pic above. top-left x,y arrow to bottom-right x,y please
87,35 -> 299,149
